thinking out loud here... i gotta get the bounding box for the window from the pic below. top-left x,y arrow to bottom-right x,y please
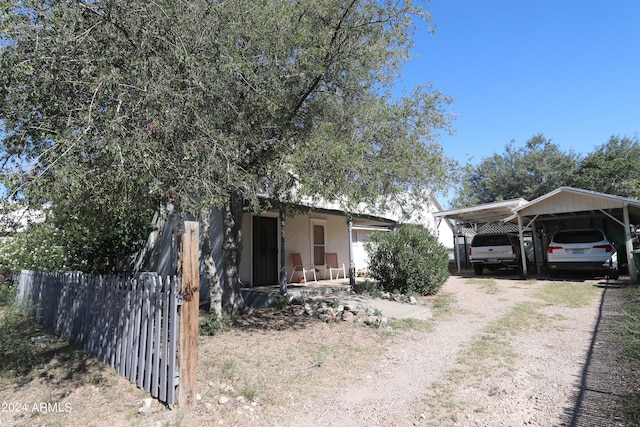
311,219 -> 326,266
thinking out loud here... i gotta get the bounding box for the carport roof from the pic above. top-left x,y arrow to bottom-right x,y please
507,186 -> 640,224
433,198 -> 529,225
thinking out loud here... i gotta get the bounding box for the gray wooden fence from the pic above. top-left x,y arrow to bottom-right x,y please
15,270 -> 182,406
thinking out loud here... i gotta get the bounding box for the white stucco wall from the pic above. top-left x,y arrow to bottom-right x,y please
239,212 -> 353,285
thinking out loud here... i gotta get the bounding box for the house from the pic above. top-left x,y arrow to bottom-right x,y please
135,192 -> 453,301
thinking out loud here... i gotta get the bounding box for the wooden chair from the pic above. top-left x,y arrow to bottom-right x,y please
288,253 -> 317,284
325,252 -> 346,280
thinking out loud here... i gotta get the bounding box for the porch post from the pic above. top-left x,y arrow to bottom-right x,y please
454,221 -> 461,273
347,218 -> 355,287
279,209 -> 287,294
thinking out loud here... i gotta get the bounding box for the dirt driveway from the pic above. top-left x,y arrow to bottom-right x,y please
182,272 -> 638,426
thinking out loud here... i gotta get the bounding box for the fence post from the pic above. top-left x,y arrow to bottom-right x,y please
177,221 -> 200,408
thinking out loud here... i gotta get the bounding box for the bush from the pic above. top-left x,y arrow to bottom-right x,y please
352,279 -> 383,297
0,280 -> 16,306
364,224 -> 449,296
200,311 -> 232,336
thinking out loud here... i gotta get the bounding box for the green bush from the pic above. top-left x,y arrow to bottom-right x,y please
352,279 -> 383,297
0,281 -> 16,306
364,224 -> 449,296
200,311 -> 232,336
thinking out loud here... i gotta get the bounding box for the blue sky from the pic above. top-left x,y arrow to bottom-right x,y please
395,0 -> 640,167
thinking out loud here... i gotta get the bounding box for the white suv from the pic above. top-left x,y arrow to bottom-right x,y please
547,229 -> 618,279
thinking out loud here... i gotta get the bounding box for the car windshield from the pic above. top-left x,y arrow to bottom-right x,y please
552,230 -> 605,244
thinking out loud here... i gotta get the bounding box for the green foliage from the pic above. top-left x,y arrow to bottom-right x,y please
352,279 -> 383,297
1,0 -> 455,307
0,305 -> 37,376
0,281 -> 16,306
620,287 -> 640,360
0,222 -> 68,275
272,294 -> 292,310
532,281 -> 600,308
454,134 -> 578,206
199,311 -> 232,336
0,0 -> 453,216
455,134 -> 640,207
569,135 -> 640,199
0,210 -> 154,275
364,224 -> 449,296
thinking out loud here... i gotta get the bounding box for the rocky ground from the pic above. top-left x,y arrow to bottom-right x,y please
2,271 -> 639,426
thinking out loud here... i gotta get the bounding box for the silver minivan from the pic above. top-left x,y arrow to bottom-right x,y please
547,229 -> 618,279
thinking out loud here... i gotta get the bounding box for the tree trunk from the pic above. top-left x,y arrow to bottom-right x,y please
201,208 -> 223,317
222,192 -> 245,314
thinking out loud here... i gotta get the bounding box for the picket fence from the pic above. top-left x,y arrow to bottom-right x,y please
15,270 -> 182,406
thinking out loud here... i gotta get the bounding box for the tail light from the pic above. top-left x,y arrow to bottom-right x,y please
548,245 -> 562,254
511,245 -> 516,254
469,247 -> 472,256
593,244 -> 613,252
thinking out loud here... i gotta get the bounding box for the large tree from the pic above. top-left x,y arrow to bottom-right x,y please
453,134 -> 578,206
1,0 -> 454,314
568,135 -> 640,199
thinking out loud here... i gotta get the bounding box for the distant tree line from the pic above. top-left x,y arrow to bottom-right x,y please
453,134 -> 640,207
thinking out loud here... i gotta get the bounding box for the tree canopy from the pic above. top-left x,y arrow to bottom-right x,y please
454,134 -> 640,207
570,136 -> 640,199
454,134 -> 578,206
1,0 -> 455,311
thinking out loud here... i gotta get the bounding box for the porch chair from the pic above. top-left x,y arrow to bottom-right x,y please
289,253 -> 317,284
325,252 -> 346,280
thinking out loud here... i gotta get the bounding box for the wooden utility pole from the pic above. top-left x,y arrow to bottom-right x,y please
177,221 -> 199,408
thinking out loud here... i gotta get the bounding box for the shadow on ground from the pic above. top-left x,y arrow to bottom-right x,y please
559,282 -> 640,426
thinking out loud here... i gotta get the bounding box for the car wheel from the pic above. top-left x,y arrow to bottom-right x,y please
473,263 -> 483,275
608,269 -> 619,280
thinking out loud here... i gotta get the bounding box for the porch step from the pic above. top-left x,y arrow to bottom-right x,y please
241,282 -> 352,308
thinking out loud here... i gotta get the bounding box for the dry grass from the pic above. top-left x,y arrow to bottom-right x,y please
0,303 -> 152,427
0,293 -> 415,426
191,308 -> 404,424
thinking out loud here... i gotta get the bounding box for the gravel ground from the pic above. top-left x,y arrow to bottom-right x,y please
182,272 -> 640,426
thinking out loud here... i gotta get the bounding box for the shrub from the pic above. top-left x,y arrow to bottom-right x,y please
352,279 -> 383,297
0,281 -> 16,306
200,312 -> 232,336
364,224 -> 449,296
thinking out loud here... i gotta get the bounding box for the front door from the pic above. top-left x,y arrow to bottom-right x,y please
253,216 -> 278,286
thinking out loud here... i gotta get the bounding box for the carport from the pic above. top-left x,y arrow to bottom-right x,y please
509,187 -> 640,283
433,198 -> 529,273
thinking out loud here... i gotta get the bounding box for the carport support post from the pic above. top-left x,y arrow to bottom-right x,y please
517,213 -> 528,277
623,204 -> 638,283
531,220 -> 541,275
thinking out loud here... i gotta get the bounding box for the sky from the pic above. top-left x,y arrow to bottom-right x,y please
395,0 -> 640,168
